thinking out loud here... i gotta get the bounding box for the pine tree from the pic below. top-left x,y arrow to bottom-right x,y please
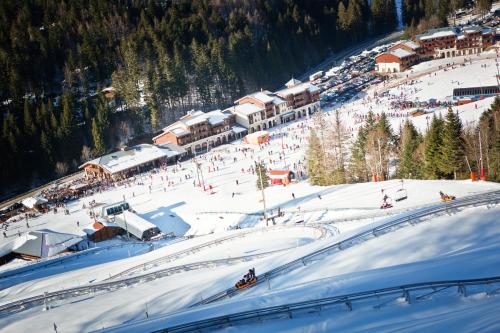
349,125 -> 369,182
23,100 -> 36,137
40,130 -> 53,165
424,114 -> 444,179
60,90 -> 76,138
397,120 -> 422,178
255,161 -> 270,190
306,129 -> 328,185
439,106 -> 465,179
91,118 -> 105,156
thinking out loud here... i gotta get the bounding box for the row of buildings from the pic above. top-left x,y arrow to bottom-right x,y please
80,78 -> 320,180
376,25 -> 495,73
152,78 -> 320,155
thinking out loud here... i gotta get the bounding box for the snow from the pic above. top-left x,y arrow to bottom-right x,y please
401,40 -> 420,50
417,28 -> 456,41
232,102 -> 263,115
278,83 -> 320,96
390,48 -> 415,59
21,196 -> 47,209
1,40 -> 500,332
81,144 -> 179,174
252,92 -> 274,104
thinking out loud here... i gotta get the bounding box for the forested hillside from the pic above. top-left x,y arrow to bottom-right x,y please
0,0 -> 401,194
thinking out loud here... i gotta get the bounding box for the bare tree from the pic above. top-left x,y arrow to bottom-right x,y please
80,145 -> 93,162
55,162 -> 69,177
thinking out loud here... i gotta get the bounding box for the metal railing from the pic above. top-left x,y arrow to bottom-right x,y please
131,276 -> 499,333
0,225 -> 330,317
0,191 -> 497,319
105,224 -> 331,281
189,190 -> 500,307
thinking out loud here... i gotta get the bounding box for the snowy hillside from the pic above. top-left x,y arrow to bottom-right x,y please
1,36 -> 500,333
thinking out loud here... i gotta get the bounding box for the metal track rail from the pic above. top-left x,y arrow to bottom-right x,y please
105,224 -> 331,281
93,276 -> 500,332
0,225 -> 331,317
189,190 -> 500,307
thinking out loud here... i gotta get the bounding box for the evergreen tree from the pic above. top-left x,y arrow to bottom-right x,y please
439,107 -> 465,179
424,114 -> 444,179
397,120 -> 422,178
478,97 -> 500,181
255,160 -> 270,190
349,125 -> 369,182
23,100 -> 36,137
91,118 -> 105,156
40,130 -> 53,166
306,129 -> 329,185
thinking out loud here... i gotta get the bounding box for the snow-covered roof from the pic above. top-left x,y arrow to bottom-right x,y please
231,125 -> 247,134
184,116 -> 207,126
13,229 -> 82,258
232,103 -> 263,116
80,144 -> 178,175
252,92 -> 274,104
417,27 -> 456,41
390,48 -> 416,59
272,96 -> 286,105
463,25 -> 482,34
401,40 -> 420,50
22,196 -> 48,209
285,78 -> 302,88
171,127 -> 190,136
277,82 -> 320,96
113,211 -> 159,239
170,109 -> 231,128
83,220 -> 117,236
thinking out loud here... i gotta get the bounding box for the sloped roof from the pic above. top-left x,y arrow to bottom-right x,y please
277,82 -> 320,96
285,78 -> 302,88
80,144 -> 177,174
416,27 -> 456,41
232,103 -> 263,116
13,229 -> 82,258
22,196 -> 48,209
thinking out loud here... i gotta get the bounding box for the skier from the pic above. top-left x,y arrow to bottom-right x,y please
292,192 -> 295,199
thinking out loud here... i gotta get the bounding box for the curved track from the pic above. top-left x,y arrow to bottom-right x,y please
189,190 -> 500,307
105,224 -> 334,280
99,275 -> 500,333
0,224 -> 333,316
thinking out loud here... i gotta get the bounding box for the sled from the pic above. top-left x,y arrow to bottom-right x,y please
441,196 -> 456,202
235,277 -> 257,289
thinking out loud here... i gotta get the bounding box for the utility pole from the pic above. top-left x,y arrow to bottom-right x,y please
255,160 -> 268,226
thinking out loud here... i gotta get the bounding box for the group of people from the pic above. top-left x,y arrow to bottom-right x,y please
236,268 -> 256,288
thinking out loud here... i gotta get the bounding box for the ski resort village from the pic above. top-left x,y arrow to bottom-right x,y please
1,3 -> 500,333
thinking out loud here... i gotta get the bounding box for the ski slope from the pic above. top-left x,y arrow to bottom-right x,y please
0,191 -> 498,332
1,37 -> 500,332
